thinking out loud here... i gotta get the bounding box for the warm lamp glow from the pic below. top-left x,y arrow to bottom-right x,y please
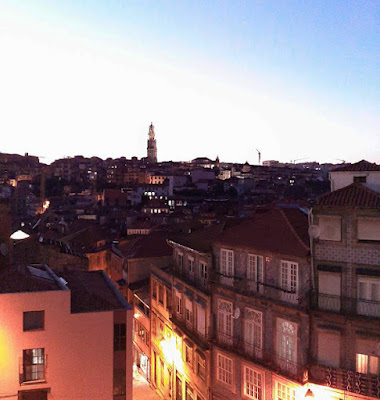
10,230 -> 30,240
134,313 -> 139,318
304,389 -> 314,398
160,336 -> 184,374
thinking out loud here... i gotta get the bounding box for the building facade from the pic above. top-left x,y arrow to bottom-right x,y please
0,264 -> 133,400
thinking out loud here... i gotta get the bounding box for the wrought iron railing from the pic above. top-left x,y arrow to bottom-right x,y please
213,333 -> 305,382
312,292 -> 380,318
309,364 -> 380,399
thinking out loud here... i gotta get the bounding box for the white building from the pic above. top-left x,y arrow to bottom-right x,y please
330,160 -> 380,193
0,264 -> 133,400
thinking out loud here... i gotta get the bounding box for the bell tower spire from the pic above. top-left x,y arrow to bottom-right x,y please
147,122 -> 157,163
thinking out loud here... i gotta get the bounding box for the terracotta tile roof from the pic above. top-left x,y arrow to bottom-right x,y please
331,160 -> 380,172
317,183 -> 380,208
117,232 -> 172,259
59,270 -> 131,313
169,219 -> 243,253
215,208 -> 309,258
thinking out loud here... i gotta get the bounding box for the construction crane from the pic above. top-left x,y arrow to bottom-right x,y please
256,149 -> 261,165
292,157 -> 309,164
336,159 -> 346,164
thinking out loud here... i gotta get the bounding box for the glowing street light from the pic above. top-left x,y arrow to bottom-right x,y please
10,230 -> 30,240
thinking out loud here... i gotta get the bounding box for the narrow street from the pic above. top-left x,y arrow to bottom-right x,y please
133,370 -> 162,400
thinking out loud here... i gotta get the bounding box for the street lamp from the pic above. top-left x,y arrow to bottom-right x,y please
305,388 -> 315,398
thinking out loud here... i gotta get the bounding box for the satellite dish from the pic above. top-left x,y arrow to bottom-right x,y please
308,225 -> 320,239
233,307 -> 241,319
0,243 -> 8,256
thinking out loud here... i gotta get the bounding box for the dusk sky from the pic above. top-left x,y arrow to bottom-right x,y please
1,0 -> 378,165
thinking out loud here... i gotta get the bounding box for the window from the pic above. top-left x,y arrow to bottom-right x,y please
276,319 -> 297,374
317,331 -> 340,368
356,354 -> 379,375
247,255 -> 264,292
188,257 -> 194,275
275,382 -> 295,400
166,288 -> 172,310
114,323 -> 126,351
159,284 -> 164,305
357,217 -> 380,241
23,311 -> 44,331
178,252 -> 184,270
185,299 -> 193,325
218,300 -> 233,341
175,291 -> 182,315
196,305 -> 206,336
244,309 -> 262,358
281,261 -> 298,303
18,390 -> 48,400
23,348 -> 45,382
221,249 -> 234,276
184,341 -> 193,366
160,359 -> 165,387
318,271 -> 341,311
217,353 -> 233,386
199,262 -> 207,281
243,366 -> 263,400
319,215 -> 342,241
354,176 -> 367,183
357,276 -> 380,317
196,351 -> 206,380
186,383 -> 194,400
152,280 -> 157,300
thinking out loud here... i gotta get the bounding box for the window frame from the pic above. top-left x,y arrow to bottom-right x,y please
243,365 -> 263,400
217,353 -> 233,387
23,311 -> 45,332
220,249 -> 234,277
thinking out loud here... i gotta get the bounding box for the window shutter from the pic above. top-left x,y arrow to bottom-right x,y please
197,305 -> 206,336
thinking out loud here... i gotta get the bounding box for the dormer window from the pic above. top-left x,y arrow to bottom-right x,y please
354,176 -> 367,183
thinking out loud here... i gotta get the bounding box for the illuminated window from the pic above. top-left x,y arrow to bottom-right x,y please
244,366 -> 262,399
186,383 -> 194,400
23,311 -> 44,331
356,353 -> 379,375
275,382 -> 295,400
22,348 -> 45,382
114,324 -> 126,351
217,353 -> 233,386
185,341 -> 193,366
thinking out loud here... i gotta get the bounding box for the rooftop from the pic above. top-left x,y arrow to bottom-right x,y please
317,183 -> 380,208
331,160 -> 380,172
215,207 -> 309,258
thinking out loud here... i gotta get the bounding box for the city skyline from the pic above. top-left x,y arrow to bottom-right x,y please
0,0 -> 378,165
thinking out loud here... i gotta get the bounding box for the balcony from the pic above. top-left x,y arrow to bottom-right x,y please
215,273 -> 303,307
312,292 -> 380,318
213,333 -> 306,383
170,264 -> 210,292
309,364 -> 380,399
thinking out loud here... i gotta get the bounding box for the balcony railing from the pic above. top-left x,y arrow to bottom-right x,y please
170,264 -> 210,292
309,364 -> 380,399
312,292 -> 380,318
215,273 -> 303,307
213,333 -> 305,383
